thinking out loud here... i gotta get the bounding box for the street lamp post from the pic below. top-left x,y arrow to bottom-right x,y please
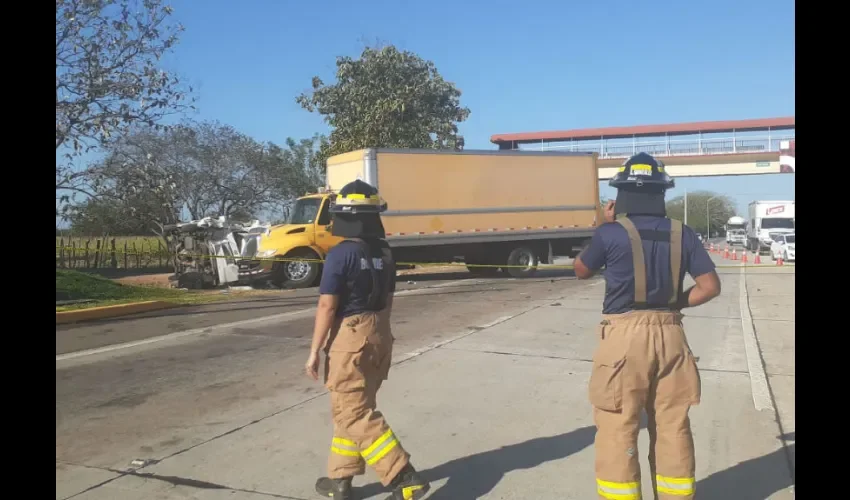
706,195 -> 718,239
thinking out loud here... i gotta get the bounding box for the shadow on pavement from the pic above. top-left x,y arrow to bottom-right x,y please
696,442 -> 795,499
355,425 -> 597,499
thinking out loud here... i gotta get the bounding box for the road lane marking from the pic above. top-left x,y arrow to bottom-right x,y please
55,279 -> 486,362
55,307 -> 319,362
739,265 -> 775,412
396,314 -> 516,363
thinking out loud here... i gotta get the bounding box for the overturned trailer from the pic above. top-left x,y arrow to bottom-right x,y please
164,216 -> 270,289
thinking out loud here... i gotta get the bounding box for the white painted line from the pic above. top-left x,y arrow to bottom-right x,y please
397,314 -> 516,363
56,279 -> 485,362
739,265 -> 774,412
393,278 -> 485,297
56,307 -> 318,362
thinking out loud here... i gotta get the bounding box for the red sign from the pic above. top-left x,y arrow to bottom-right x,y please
766,205 -> 785,215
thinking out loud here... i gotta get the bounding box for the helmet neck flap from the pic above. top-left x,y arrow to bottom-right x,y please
331,212 -> 386,240
614,186 -> 667,218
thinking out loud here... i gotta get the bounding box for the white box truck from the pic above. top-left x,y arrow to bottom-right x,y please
747,200 -> 795,254
725,216 -> 747,246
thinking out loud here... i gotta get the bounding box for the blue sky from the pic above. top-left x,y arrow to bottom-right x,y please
162,0 -> 795,215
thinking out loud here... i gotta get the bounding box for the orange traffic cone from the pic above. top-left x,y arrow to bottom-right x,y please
724,246 -> 730,259
709,243 -> 715,253
754,253 -> 761,264
732,249 -> 738,260
776,255 -> 784,266
742,251 -> 748,263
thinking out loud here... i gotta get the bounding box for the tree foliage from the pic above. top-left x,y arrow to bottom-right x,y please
56,0 -> 194,202
296,45 -> 470,159
666,191 -> 737,236
74,121 -> 327,235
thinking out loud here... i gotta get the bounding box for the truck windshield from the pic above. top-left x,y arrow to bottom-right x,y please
762,218 -> 794,229
289,198 -> 322,225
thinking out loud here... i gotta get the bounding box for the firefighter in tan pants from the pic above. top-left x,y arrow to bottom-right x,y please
574,153 -> 722,500
304,180 -> 430,500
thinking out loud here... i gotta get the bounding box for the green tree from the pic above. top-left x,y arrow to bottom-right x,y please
296,45 -> 471,160
56,0 -> 194,210
666,191 -> 736,237
67,198 -> 153,235
74,121 -> 327,235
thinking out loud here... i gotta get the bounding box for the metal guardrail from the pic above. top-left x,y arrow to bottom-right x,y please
521,135 -> 795,159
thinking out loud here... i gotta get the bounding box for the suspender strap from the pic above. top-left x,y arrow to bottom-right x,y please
616,217 -> 647,305
617,216 -> 685,308
668,219 -> 683,306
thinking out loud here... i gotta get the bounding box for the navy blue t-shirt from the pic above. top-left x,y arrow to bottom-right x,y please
318,240 -> 397,318
580,216 -> 715,314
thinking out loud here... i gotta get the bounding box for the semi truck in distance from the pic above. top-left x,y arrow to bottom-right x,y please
246,148 -> 602,288
725,216 -> 747,246
747,200 -> 795,254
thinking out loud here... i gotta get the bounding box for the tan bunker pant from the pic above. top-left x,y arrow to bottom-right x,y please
324,311 -> 410,486
589,311 -> 701,500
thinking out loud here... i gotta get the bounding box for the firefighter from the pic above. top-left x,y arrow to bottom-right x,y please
304,179 -> 430,500
573,153 -> 722,500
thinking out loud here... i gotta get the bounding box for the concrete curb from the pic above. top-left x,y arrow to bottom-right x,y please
56,301 -> 178,325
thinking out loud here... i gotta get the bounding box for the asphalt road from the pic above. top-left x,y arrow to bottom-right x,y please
56,265 -> 583,471
56,255 -> 795,499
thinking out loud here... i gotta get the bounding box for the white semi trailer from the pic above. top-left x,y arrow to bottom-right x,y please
725,216 -> 747,246
747,200 -> 795,254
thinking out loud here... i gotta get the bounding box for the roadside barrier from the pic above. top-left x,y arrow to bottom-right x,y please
55,246 -> 795,271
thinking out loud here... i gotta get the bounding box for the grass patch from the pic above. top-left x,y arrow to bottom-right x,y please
55,269 -> 287,311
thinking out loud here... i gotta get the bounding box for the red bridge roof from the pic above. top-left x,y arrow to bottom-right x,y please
490,117 -> 795,144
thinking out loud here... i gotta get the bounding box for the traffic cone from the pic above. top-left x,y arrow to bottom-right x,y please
776,255 -> 783,266
724,246 -> 730,259
732,249 -> 738,260
754,253 -> 761,264
742,251 -> 748,263
709,243 -> 715,253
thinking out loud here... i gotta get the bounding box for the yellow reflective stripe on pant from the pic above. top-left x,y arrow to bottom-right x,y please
361,429 -> 399,466
597,479 -> 641,500
331,437 -> 360,457
656,475 -> 695,496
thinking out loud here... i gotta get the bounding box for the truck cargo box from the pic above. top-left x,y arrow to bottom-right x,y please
327,148 -> 600,245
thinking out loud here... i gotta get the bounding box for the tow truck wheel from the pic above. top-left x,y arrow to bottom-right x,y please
273,250 -> 321,289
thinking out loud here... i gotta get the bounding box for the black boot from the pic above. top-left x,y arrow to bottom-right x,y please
315,476 -> 354,499
384,464 -> 430,500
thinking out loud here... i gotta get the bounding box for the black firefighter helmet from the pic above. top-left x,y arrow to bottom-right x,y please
329,179 -> 387,239
609,152 -> 674,190
329,179 -> 388,215
609,153 -> 674,217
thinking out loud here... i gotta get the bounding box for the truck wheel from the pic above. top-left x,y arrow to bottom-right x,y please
273,250 -> 321,288
505,246 -> 539,278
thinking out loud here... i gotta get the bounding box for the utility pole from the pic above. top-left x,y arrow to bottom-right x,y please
707,195 -> 718,239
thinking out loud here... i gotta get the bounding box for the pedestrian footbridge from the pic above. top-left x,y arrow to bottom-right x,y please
490,117 -> 795,179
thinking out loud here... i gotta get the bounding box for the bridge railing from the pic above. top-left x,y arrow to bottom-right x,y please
522,134 -> 795,159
